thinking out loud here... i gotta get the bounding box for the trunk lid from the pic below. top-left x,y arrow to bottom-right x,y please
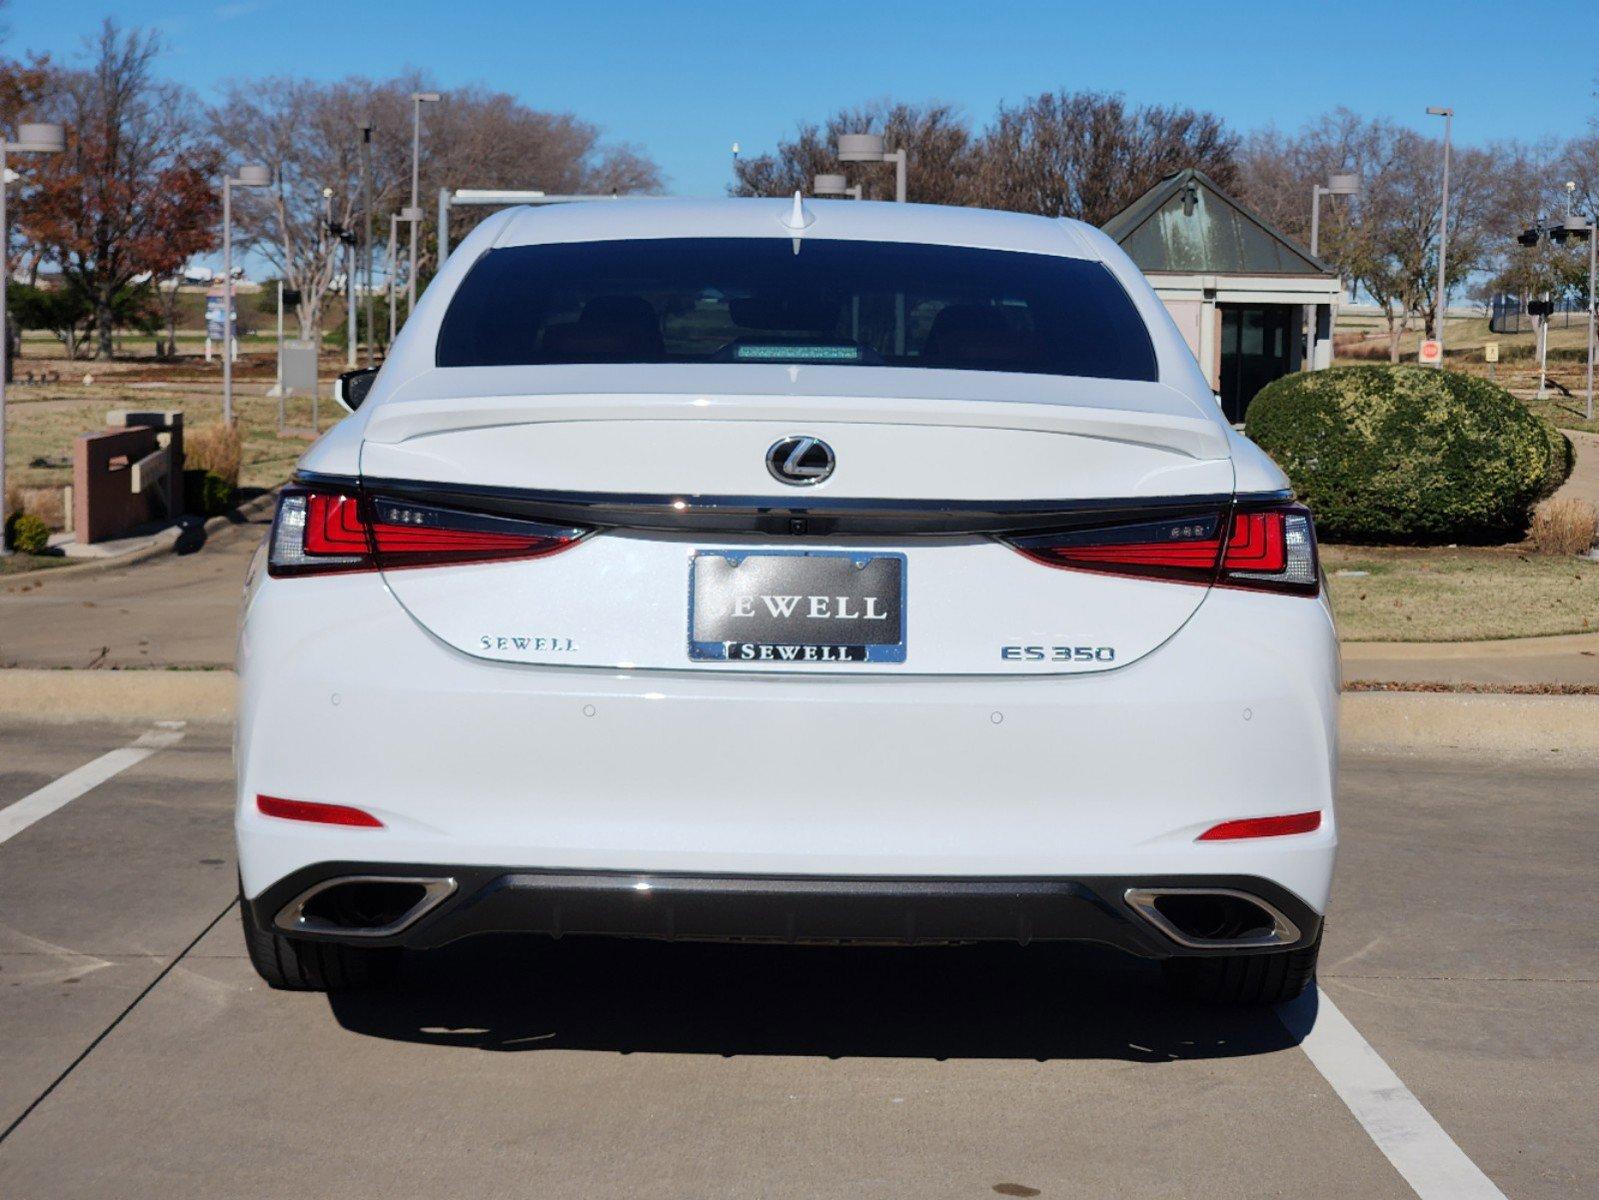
360,368 -> 1233,676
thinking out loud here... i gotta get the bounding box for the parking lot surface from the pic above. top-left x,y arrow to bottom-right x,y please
0,716 -> 1592,1198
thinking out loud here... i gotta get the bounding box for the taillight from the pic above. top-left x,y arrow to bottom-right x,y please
257,794 -> 384,828
1197,810 -> 1323,841
1006,502 -> 1319,596
268,487 -> 587,577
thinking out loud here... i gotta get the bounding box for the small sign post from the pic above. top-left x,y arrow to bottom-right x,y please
1418,339 -> 1443,366
1484,341 -> 1499,379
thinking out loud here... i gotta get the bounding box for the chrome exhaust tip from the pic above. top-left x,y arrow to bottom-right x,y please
1123,887 -> 1300,949
274,876 -> 457,938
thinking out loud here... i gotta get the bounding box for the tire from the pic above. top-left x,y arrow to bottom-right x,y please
240,899 -> 399,992
1161,930 -> 1321,1005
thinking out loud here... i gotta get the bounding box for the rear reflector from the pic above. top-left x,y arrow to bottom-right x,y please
1197,810 -> 1322,841
1006,502 -> 1320,595
269,486 -> 587,577
257,794 -> 384,828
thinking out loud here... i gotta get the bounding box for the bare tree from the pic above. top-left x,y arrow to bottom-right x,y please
210,73 -> 663,340
731,101 -> 977,204
1238,110 -> 1504,361
972,91 -> 1238,225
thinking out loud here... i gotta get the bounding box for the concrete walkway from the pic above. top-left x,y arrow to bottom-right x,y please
1343,631 -> 1599,688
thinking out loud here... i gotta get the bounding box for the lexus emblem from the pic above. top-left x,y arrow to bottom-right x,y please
766,436 -> 835,486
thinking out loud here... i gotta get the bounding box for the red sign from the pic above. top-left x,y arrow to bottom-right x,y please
1418,339 -> 1443,365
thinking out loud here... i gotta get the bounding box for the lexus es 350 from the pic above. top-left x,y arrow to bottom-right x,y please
236,196 -> 1337,1004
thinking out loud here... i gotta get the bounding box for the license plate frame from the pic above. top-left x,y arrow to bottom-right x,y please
688,550 -> 907,663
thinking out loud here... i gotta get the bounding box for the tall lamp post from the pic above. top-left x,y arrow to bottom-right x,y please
1310,171 -> 1360,258
1556,214 -> 1597,420
1426,106 -> 1453,366
837,133 -> 907,203
221,163 -> 271,424
0,122 -> 65,558
360,122 -> 375,367
813,173 -> 863,200
408,92 -> 441,314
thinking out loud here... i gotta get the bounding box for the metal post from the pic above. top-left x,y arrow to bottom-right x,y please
438,188 -> 451,264
408,97 -> 425,313
889,149 -> 907,203
387,214 -> 399,346
222,176 -> 234,424
1428,107 -> 1453,365
0,141 -> 9,554
361,125 -> 375,368
345,235 -> 356,369
1587,224 -> 1596,421
1310,185 -> 1325,258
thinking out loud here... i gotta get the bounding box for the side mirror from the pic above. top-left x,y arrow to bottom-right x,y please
334,367 -> 379,413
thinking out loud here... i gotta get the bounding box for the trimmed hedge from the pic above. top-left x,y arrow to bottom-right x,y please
1245,365 -> 1573,544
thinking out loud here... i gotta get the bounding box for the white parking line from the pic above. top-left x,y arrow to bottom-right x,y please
1280,986 -> 1508,1200
0,723 -> 187,846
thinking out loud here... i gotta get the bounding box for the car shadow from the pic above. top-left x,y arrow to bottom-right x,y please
328,936 -> 1314,1063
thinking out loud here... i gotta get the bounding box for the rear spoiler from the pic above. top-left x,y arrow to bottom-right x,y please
359,385 -> 1233,462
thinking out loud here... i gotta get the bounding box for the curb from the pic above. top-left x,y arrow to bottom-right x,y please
0,668 -> 235,723
2,669 -> 1595,759
3,490 -> 278,583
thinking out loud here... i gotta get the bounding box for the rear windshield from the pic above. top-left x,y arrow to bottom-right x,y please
436,237 -> 1158,381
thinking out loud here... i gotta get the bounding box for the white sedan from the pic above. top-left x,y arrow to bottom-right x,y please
235,196 -> 1338,1004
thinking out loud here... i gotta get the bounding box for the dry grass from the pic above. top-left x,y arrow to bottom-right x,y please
185,421 -> 244,487
1323,544 -> 1599,641
1530,498 -> 1599,556
4,390 -> 338,497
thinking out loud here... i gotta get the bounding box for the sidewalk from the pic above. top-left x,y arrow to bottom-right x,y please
1342,631 -> 1599,689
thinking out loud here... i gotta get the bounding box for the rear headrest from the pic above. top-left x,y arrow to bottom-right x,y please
921,303 -> 1030,369
539,294 -> 664,361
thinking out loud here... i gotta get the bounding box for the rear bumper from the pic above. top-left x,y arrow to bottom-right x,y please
244,862 -> 1323,959
236,558 -> 1340,916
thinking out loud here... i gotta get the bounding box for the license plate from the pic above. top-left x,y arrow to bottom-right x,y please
689,551 -> 906,663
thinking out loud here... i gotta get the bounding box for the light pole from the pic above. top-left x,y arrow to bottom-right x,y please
813,173 -> 862,200
221,163 -> 271,425
408,92 -> 441,314
837,133 -> 907,203
387,212 -> 400,346
1558,214 -> 1597,420
0,121 -> 64,558
1426,106 -> 1453,366
1310,171 -> 1360,259
360,122 -> 375,367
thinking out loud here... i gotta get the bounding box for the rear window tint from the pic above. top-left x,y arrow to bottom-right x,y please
436,237 -> 1158,381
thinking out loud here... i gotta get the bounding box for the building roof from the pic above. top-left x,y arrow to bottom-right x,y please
1102,169 -> 1333,277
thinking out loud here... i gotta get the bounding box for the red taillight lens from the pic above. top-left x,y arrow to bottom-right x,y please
1006,502 -> 1319,596
257,794 -> 384,828
1197,810 -> 1323,841
269,487 -> 587,577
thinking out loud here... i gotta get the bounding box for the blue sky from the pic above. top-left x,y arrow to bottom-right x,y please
8,0 -> 1594,197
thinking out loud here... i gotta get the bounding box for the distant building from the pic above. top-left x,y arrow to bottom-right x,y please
1103,168 -> 1342,424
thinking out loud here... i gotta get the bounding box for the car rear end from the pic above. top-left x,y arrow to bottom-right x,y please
235,199 -> 1338,1001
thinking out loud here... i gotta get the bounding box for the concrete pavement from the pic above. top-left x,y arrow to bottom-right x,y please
0,718 -> 1592,1197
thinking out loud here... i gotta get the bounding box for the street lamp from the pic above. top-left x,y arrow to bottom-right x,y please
1555,214 -> 1597,420
837,133 -> 907,203
813,173 -> 862,200
221,163 -> 271,424
408,92 -> 441,314
1309,171 -> 1360,258
1426,106 -> 1453,366
0,121 -> 64,558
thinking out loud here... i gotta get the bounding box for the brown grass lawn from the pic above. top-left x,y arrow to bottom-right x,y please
5,343 -> 343,506
1323,543 -> 1599,641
